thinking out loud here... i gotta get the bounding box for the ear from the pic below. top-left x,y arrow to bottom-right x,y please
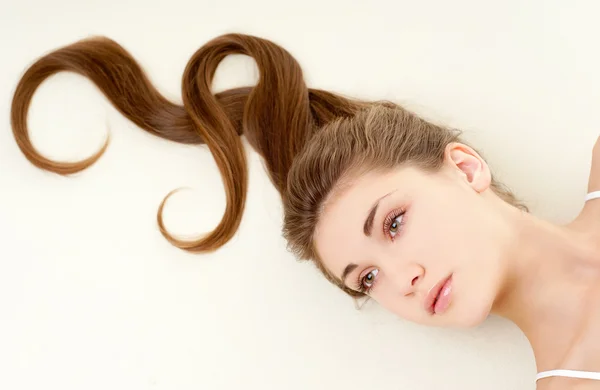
444,142 -> 491,193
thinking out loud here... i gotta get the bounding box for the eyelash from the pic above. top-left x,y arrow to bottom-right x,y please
382,207 -> 406,241
356,207 -> 407,293
356,269 -> 378,294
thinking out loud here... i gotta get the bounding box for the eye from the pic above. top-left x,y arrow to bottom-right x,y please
362,269 -> 379,290
389,215 -> 402,237
383,208 -> 406,240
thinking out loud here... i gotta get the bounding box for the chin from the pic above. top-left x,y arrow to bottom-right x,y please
449,292 -> 495,328
454,307 -> 492,328
446,268 -> 499,328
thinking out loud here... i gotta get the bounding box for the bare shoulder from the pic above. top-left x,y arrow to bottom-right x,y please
588,136 -> 600,192
537,379 -> 600,390
567,135 -> 600,236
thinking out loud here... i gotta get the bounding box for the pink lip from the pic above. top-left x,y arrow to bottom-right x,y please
424,274 -> 453,315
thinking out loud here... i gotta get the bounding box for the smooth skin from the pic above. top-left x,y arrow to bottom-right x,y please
314,139 -> 600,389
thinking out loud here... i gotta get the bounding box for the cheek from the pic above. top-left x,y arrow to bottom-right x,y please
401,208 -> 466,266
369,272 -> 427,321
370,282 -> 417,320
405,196 -> 485,267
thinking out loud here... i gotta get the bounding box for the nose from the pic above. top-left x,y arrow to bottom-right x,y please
398,263 -> 425,296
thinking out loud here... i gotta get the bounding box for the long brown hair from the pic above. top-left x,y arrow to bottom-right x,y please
10,33 -> 527,296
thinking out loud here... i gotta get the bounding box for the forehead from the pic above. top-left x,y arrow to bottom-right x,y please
321,165 -> 428,221
326,169 -> 401,213
313,167 -> 420,272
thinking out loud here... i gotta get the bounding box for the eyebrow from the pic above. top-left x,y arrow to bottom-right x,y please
363,190 -> 395,237
341,263 -> 358,286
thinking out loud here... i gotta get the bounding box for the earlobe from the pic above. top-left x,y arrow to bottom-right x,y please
445,143 -> 491,193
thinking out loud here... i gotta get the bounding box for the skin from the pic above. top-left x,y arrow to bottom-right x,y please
314,140 -> 600,389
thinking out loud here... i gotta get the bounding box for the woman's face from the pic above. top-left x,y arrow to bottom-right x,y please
313,144 -> 512,328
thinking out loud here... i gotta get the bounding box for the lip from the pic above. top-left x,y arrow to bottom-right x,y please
424,274 -> 453,315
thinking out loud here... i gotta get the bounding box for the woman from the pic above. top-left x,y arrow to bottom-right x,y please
10,33 -> 600,389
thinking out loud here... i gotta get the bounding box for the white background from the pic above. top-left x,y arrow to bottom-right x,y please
1,1 -> 600,389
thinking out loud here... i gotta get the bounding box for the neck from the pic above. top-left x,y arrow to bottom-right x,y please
491,209 -> 600,371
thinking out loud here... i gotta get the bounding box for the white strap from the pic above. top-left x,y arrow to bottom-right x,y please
536,369 -> 600,382
585,191 -> 600,202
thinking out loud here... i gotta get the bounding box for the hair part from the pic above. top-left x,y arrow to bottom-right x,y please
10,33 -> 528,297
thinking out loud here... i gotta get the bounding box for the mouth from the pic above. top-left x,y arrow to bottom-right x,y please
424,274 -> 453,315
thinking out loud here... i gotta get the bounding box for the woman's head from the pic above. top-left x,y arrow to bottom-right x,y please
282,104 -> 528,327
10,33 -> 528,329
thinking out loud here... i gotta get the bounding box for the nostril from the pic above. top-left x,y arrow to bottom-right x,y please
411,276 -> 419,286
